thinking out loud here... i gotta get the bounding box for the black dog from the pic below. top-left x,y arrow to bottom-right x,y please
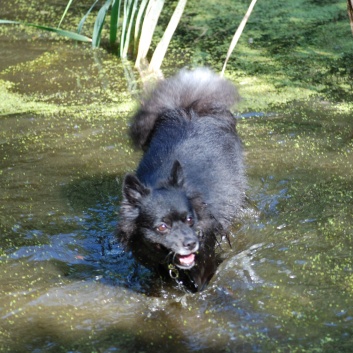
118,68 -> 246,292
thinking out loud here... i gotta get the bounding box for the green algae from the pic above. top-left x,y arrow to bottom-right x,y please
0,80 -> 58,116
1,1 -> 353,352
165,0 -> 353,109
1,0 -> 352,111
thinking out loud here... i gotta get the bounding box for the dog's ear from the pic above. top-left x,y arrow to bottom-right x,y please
123,174 -> 150,205
169,160 -> 184,187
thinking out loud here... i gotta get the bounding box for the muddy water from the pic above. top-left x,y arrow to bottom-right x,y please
1,41 -> 353,352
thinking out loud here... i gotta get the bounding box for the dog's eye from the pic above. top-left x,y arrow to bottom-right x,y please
185,216 -> 194,227
156,223 -> 169,233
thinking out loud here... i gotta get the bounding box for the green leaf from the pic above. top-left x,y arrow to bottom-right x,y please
121,0 -> 139,58
134,0 -> 148,55
0,20 -> 92,42
77,0 -> 100,34
58,0 -> 75,28
92,0 -> 112,48
0,20 -> 17,24
110,0 -> 122,45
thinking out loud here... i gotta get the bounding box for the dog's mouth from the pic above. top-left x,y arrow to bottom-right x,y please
175,253 -> 196,269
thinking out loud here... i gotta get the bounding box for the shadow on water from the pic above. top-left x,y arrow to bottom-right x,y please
59,173 -> 154,293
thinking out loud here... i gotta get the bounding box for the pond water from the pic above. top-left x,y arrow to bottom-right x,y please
1,40 -> 353,353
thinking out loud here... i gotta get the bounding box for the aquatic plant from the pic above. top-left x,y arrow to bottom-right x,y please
221,0 -> 257,76
0,19 -> 92,43
0,0 -> 187,76
0,0 -> 257,77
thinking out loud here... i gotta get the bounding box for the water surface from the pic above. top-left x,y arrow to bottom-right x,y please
1,40 -> 353,353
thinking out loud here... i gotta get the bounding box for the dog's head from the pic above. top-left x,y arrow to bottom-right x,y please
119,161 -> 202,271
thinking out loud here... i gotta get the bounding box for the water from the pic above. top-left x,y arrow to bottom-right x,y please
1,41 -> 353,352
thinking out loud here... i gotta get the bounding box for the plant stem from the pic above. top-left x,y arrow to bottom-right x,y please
221,0 -> 258,77
149,0 -> 187,74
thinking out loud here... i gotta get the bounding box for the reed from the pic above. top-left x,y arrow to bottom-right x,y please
0,19 -> 92,43
1,0 -> 258,77
221,0 -> 258,76
58,0 -> 184,74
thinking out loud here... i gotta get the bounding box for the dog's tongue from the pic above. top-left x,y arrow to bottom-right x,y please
178,253 -> 195,266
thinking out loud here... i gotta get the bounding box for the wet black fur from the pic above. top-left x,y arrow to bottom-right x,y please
117,68 -> 246,292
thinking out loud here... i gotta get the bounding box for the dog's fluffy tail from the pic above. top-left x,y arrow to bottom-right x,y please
130,67 -> 240,148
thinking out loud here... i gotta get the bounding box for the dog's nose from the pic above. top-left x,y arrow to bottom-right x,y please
183,239 -> 198,251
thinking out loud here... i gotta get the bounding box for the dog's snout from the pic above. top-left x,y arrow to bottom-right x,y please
183,239 -> 198,251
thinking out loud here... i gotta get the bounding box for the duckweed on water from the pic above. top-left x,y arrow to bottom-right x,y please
1,0 -> 353,352
0,80 -> 58,115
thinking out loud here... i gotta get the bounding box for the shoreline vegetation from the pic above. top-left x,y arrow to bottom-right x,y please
1,0 -> 256,77
0,0 -> 352,114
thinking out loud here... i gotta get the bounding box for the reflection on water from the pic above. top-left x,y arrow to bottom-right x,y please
1,49 -> 353,353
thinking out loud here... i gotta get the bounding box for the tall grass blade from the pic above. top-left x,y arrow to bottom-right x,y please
78,0 -> 100,34
120,0 -> 131,57
135,0 -> 165,69
110,0 -> 122,45
134,0 -> 148,55
122,0 -> 139,58
0,20 -> 20,24
58,0 -> 74,28
92,0 -> 112,48
221,0 -> 258,77
0,20 -> 92,42
149,0 -> 187,73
